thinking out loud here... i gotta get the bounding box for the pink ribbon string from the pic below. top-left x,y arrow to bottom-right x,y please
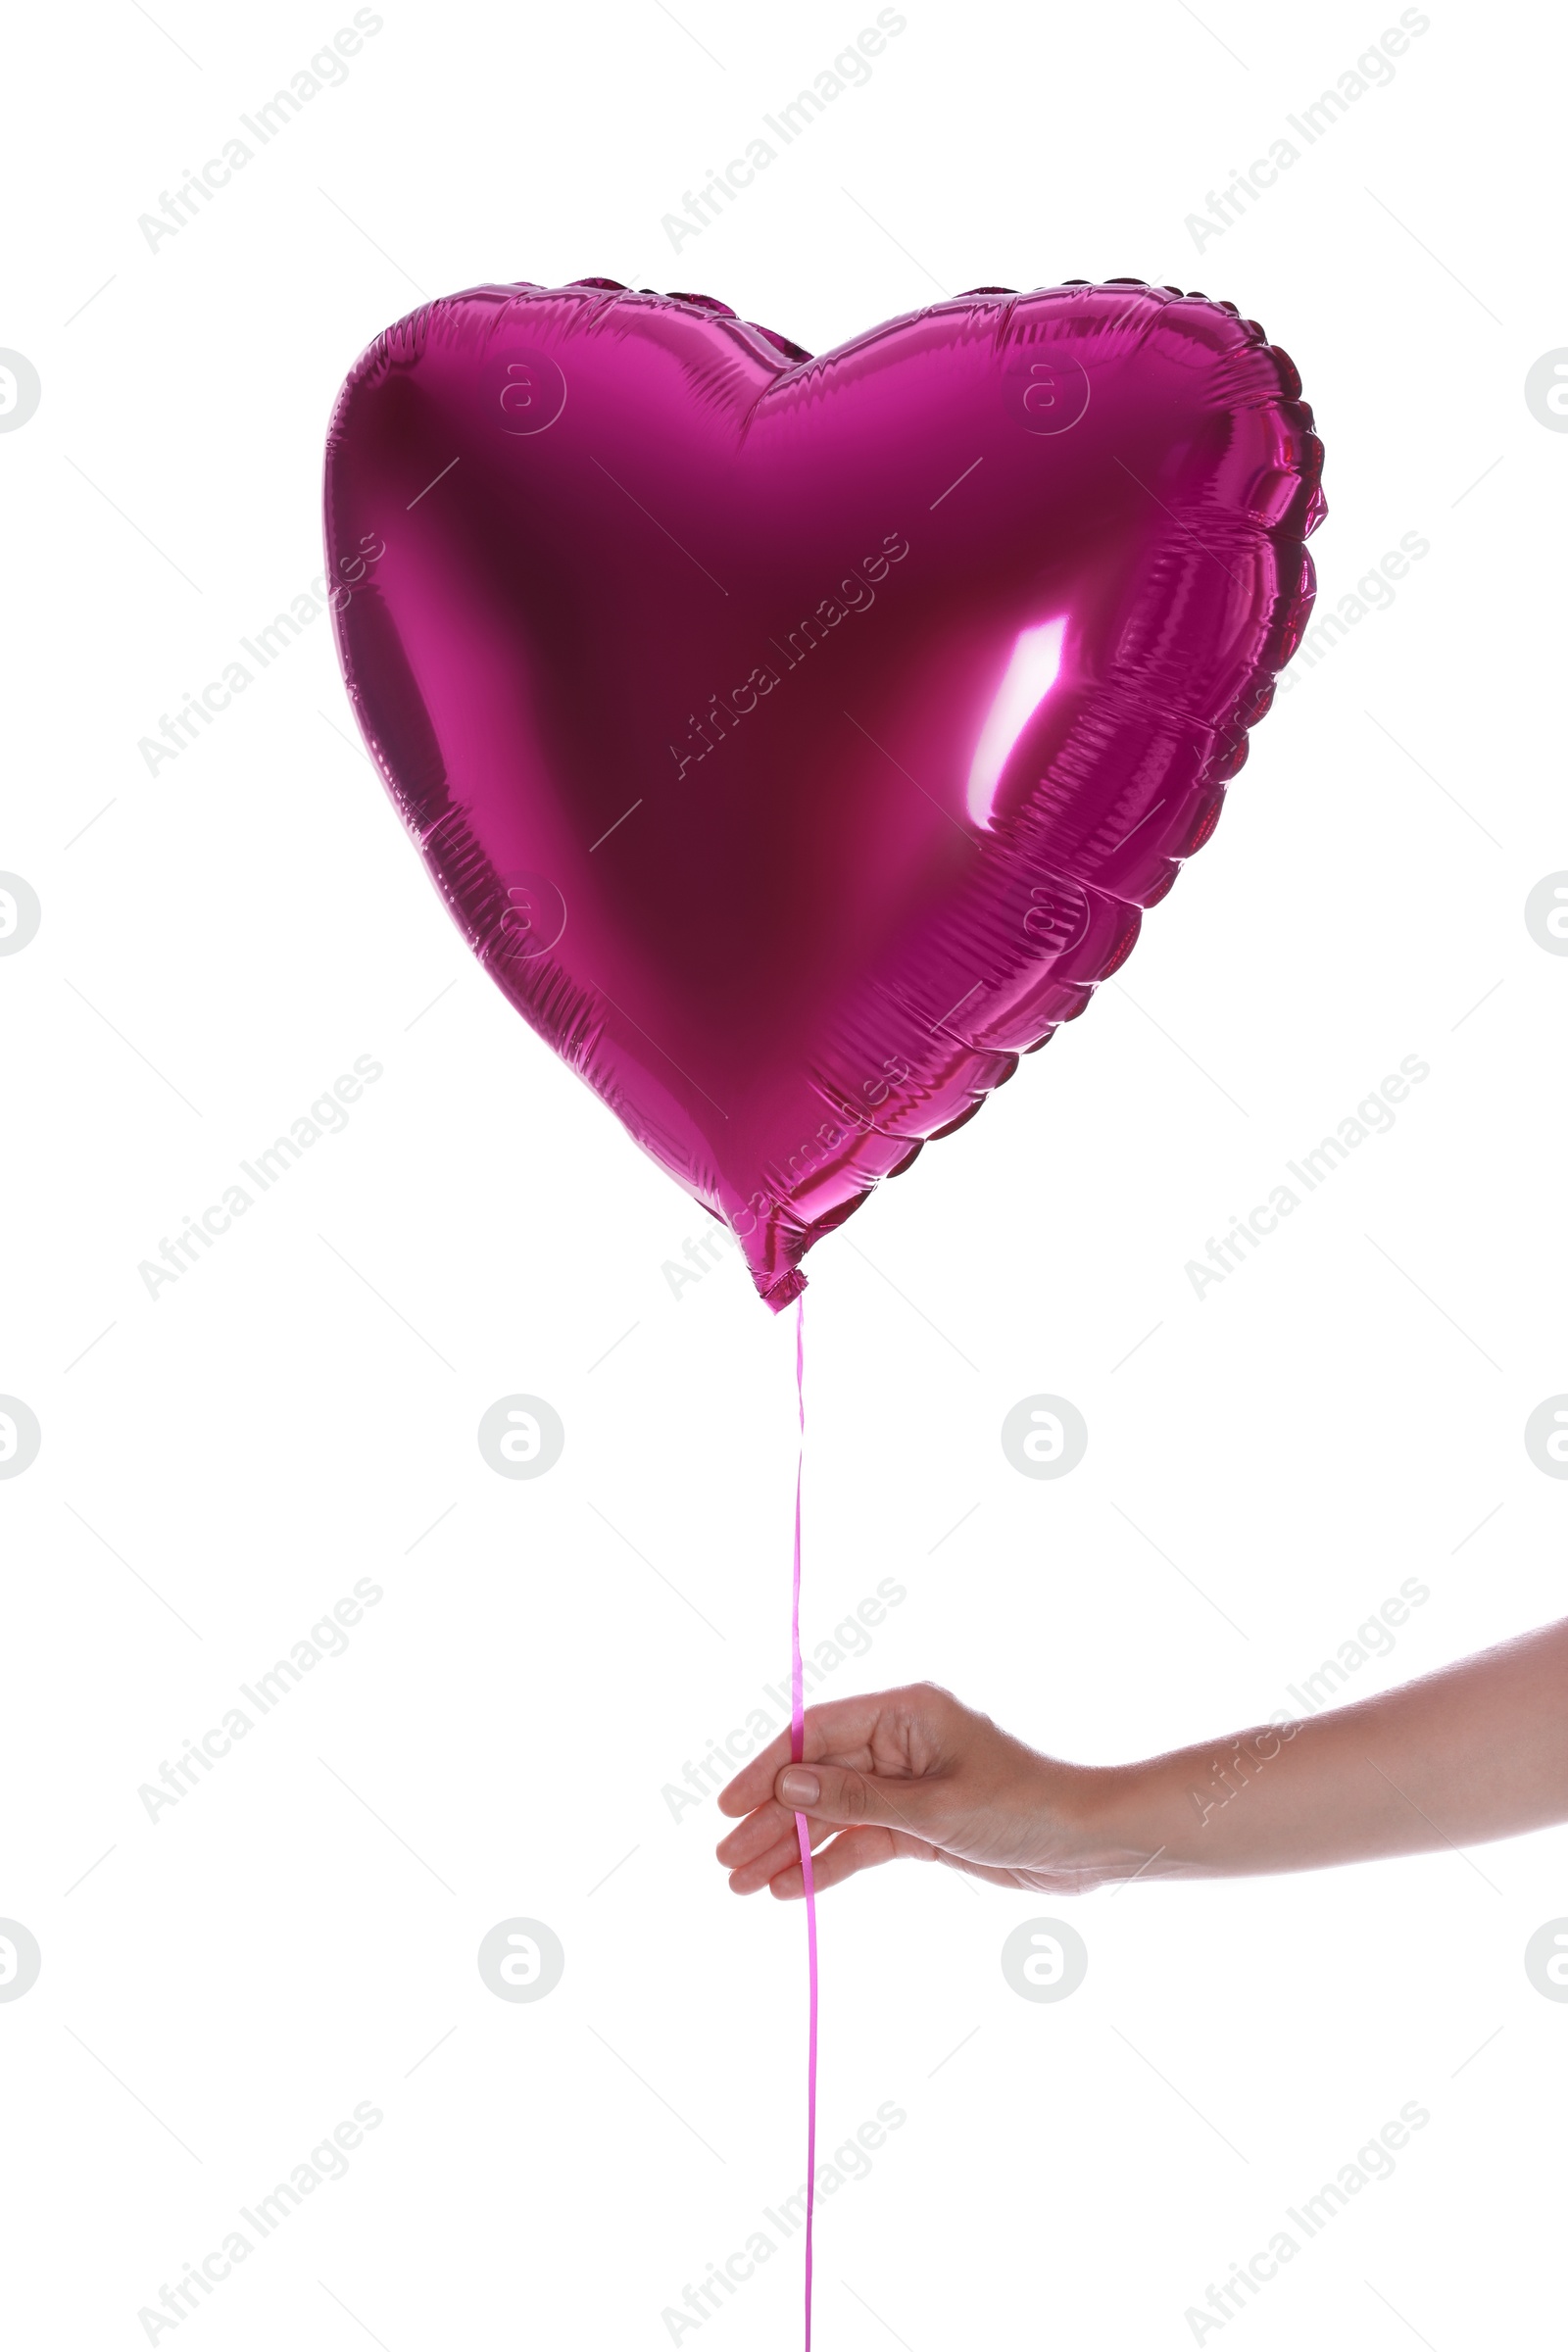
789,1293 -> 817,2351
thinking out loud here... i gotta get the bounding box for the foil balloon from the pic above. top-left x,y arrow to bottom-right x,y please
323,278 -> 1324,1306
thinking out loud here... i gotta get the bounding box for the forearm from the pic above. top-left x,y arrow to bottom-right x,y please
1089,1620 -> 1568,1879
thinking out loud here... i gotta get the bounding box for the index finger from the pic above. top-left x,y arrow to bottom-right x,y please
716,1689 -> 895,1817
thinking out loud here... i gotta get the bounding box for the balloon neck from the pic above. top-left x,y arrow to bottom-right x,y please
760,1263 -> 808,1314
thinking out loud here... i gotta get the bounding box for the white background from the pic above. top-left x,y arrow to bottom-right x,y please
4,0 -> 1566,2344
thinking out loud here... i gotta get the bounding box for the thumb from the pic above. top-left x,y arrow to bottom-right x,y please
776,1761 -> 942,1838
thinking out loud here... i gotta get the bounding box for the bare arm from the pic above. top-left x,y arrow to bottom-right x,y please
715,1622 -> 1568,1898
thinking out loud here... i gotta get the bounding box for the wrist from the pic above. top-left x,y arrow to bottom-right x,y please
1071,1758 -> 1184,1882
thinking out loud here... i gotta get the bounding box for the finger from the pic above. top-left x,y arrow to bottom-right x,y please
765,1825 -> 911,1899
719,1796 -> 822,1872
715,1801 -> 790,1870
726,1828 -> 804,1895
773,1758 -> 949,1840
724,1812 -> 838,1895
718,1762 -> 922,1880
715,1690 -> 903,1817
716,1728 -> 796,1822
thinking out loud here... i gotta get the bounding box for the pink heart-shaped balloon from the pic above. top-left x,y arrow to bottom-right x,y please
324,278 -> 1323,1305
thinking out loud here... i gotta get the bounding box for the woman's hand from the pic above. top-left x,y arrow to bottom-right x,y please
715,1682 -> 1141,1900
717,1624 -> 1568,1902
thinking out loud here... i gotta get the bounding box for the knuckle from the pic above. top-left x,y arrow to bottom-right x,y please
908,1678 -> 956,1721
